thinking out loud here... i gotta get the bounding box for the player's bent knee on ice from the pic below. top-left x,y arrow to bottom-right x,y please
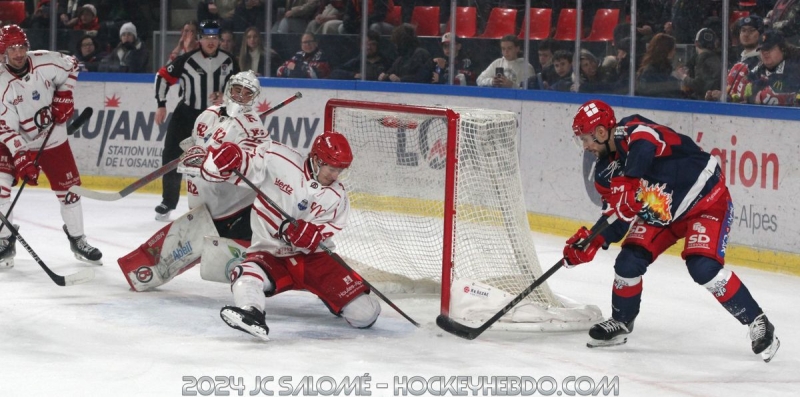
341,293 -> 381,329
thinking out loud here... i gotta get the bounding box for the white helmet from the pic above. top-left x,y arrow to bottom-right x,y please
224,70 -> 260,113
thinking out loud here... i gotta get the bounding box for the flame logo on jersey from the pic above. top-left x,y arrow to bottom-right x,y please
637,181 -> 673,225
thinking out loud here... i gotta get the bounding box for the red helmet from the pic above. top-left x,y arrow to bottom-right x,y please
310,131 -> 353,169
0,25 -> 30,52
572,100 -> 616,136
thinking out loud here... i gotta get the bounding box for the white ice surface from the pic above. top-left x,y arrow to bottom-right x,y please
0,188 -> 797,397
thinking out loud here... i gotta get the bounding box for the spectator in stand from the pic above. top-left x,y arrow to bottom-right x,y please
527,38 -> 558,90
277,33 -> 330,79
545,50 -> 573,92
231,0 -> 267,32
74,34 -> 105,72
239,26 -> 282,77
635,0 -> 672,42
678,28 -> 721,100
170,21 -> 200,62
378,23 -> 432,83
197,0 -> 238,30
64,4 -> 100,35
705,15 -> 765,102
572,49 -> 614,93
219,28 -> 237,55
306,0 -> 345,34
21,0 -> 66,50
323,0 -> 392,35
476,35 -> 534,89
767,0 -> 800,42
59,0 -> 90,26
432,33 -> 477,86
274,0 -> 321,33
98,22 -> 149,73
635,33 -> 683,98
743,30 -> 800,106
330,30 -> 392,81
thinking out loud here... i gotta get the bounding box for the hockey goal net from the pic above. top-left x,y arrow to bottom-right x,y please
325,99 -> 601,331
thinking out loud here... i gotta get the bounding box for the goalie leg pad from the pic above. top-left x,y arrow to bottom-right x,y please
117,205 -> 218,291
341,293 -> 381,329
200,236 -> 251,283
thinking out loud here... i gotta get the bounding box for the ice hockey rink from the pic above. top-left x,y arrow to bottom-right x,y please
0,188 -> 796,397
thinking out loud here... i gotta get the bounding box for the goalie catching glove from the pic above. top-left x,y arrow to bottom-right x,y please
201,142 -> 242,182
279,219 -> 323,251
51,90 -> 75,125
13,151 -> 40,186
604,176 -> 643,223
563,226 -> 606,268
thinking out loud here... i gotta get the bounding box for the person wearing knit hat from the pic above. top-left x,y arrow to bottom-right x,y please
98,21 -> 149,73
679,28 -> 721,99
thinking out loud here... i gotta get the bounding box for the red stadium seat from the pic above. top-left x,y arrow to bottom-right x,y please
0,1 -> 26,25
411,6 -> 440,36
445,7 -> 478,38
553,8 -> 578,41
518,8 -> 552,40
479,8 -> 518,38
584,9 -> 620,42
385,5 -> 402,26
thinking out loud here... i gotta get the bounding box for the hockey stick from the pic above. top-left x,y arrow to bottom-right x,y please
70,92 -> 304,201
0,107 -> 94,234
0,210 -> 95,286
232,169 -> 421,327
436,214 -> 618,340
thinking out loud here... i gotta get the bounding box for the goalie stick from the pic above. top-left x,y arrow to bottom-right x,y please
0,107 -> 94,234
70,92 -> 304,201
232,169 -> 421,328
436,214 -> 618,340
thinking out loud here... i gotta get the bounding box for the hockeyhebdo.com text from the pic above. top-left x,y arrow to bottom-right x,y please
182,374 -> 620,396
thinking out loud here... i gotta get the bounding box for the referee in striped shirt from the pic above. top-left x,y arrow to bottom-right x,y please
153,20 -> 239,221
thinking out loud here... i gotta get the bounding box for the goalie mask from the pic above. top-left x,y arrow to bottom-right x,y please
223,70 -> 260,115
572,100 -> 616,150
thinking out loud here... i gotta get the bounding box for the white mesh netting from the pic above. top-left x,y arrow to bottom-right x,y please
329,101 -> 601,330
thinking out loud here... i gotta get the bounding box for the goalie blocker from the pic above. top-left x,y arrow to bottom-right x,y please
118,205 -> 218,291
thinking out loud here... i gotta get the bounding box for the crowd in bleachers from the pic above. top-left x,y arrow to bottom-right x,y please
3,0 -> 800,107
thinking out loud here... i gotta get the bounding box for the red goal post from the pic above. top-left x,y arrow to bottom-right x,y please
325,99 -> 601,331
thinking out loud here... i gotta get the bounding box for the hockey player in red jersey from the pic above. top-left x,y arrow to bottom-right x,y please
200,131 -> 381,340
0,25 -> 102,267
565,99 -> 779,362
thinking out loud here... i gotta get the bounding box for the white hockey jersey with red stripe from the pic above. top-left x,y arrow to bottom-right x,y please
187,105 -> 270,219
0,50 -> 78,156
235,140 -> 350,257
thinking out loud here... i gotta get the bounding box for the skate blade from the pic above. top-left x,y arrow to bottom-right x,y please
221,309 -> 270,341
155,212 -> 172,222
761,336 -> 780,363
74,253 -> 103,266
587,336 -> 628,348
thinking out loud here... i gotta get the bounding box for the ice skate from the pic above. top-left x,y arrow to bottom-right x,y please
154,203 -> 172,222
0,235 -> 16,268
63,225 -> 103,265
749,314 -> 780,363
587,318 -> 634,348
220,306 -> 270,341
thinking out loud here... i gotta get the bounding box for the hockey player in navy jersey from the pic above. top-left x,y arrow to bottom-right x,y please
564,99 -> 779,362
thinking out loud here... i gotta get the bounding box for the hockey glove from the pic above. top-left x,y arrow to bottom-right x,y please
606,176 -> 643,223
279,219 -> 323,251
51,90 -> 75,125
201,142 -> 242,182
13,151 -> 40,186
563,226 -> 606,268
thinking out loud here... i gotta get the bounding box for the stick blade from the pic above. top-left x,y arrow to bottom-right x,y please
68,185 -> 123,201
436,315 -> 481,340
68,107 -> 94,134
61,268 -> 96,286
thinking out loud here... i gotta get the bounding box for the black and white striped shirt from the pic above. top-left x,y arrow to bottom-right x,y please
154,48 -> 239,110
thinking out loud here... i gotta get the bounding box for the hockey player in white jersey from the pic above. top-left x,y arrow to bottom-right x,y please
0,25 -> 102,267
201,131 -> 381,340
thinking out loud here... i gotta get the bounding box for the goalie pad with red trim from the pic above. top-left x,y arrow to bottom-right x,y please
117,205 -> 218,291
